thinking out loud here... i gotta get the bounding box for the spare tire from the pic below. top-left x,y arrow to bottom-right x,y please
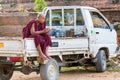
0,63 -> 14,80
40,58 -> 59,80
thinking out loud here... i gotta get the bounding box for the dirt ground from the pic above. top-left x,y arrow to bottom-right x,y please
11,70 -> 120,80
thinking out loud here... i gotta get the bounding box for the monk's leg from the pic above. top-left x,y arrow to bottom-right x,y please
37,44 -> 48,60
30,34 -> 48,60
45,46 -> 51,59
43,34 -> 52,59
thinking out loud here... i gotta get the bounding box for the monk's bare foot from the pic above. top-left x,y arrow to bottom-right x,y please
46,55 -> 51,59
40,55 -> 48,60
37,55 -> 48,64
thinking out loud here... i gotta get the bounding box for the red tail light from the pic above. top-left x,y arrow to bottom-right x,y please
10,57 -> 24,61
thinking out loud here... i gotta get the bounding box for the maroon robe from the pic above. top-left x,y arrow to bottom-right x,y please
25,19 -> 52,54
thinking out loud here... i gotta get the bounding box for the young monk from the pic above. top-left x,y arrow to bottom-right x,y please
28,12 -> 52,60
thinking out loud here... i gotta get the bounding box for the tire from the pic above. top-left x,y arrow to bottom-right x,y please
0,64 -> 14,80
96,50 -> 107,72
40,59 -> 59,80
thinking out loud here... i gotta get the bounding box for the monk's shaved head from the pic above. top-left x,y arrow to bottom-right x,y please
37,12 -> 45,23
37,12 -> 45,18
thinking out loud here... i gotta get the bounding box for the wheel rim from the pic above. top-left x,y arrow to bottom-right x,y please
47,63 -> 57,80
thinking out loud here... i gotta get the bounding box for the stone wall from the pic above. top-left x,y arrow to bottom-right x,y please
49,0 -> 120,10
1,0 -> 120,37
0,13 -> 37,37
102,11 -> 120,22
0,10 -> 120,37
0,12 -> 37,25
1,0 -> 120,12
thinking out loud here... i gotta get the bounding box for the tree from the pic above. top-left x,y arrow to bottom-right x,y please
34,0 -> 47,12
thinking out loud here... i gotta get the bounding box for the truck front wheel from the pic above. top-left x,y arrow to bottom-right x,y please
40,58 -> 59,80
0,63 -> 14,80
95,50 -> 107,72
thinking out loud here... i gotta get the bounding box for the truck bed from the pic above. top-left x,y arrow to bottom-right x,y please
0,37 -> 89,57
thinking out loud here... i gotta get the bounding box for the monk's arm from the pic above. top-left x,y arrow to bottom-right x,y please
30,25 -> 45,35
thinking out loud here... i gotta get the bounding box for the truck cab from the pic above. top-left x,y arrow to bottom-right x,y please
43,6 -> 118,58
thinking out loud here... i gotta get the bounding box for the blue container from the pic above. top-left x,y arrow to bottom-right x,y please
56,27 -> 60,38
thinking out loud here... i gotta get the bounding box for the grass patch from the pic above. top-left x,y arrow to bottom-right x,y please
14,58 -> 120,72
107,60 -> 120,72
15,62 -> 21,65
107,61 -> 115,68
60,60 -> 120,72
61,66 -> 86,72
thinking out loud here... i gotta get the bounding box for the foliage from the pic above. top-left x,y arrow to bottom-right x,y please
0,21 -> 2,26
18,4 -> 24,12
118,24 -> 120,30
18,4 -> 29,13
34,0 -> 47,12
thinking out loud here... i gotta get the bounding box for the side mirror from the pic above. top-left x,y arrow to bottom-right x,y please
110,24 -> 114,31
114,23 -> 120,31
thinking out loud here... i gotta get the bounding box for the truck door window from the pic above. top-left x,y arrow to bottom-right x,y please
52,9 -> 62,26
64,9 -> 74,26
91,12 -> 109,29
46,10 -> 50,26
75,9 -> 86,37
76,9 -> 84,25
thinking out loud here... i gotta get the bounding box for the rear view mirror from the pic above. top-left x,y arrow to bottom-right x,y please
110,24 -> 114,31
114,23 -> 120,31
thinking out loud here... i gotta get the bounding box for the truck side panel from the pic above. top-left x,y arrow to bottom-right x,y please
25,38 -> 89,57
0,37 -> 24,56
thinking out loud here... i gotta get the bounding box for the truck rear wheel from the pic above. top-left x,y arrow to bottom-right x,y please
40,58 -> 59,80
96,50 -> 107,72
0,64 -> 14,80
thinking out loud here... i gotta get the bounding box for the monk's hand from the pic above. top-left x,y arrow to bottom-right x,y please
43,28 -> 50,33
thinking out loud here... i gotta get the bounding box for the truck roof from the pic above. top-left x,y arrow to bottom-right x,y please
45,6 -> 98,11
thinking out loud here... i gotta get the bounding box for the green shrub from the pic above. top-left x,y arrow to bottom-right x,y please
34,0 -> 47,12
0,21 -> 2,26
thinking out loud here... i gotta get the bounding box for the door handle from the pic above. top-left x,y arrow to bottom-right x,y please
96,32 -> 99,34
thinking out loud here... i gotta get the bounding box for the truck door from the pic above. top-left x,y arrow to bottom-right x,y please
90,11 -> 117,54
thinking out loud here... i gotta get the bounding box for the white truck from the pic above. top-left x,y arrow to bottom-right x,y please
0,6 -> 119,80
